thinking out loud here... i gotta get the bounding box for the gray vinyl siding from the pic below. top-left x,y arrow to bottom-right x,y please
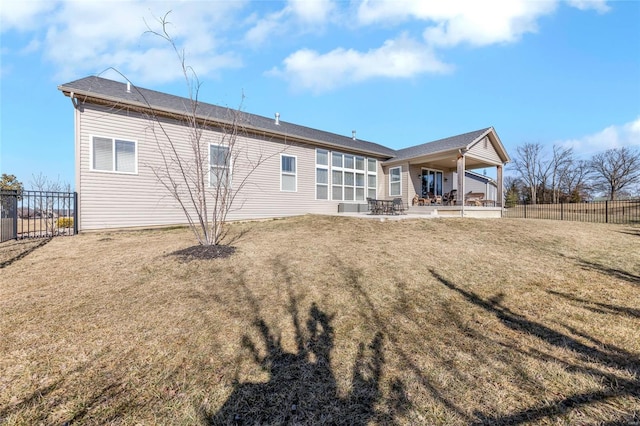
77,105 -> 342,230
383,162 -> 409,204
467,136 -> 502,164
451,172 -> 498,202
465,174 -> 497,201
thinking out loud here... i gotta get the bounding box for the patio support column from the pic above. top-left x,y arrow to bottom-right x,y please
497,164 -> 504,208
456,152 -> 465,206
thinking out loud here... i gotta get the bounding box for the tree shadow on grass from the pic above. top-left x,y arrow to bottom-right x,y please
332,256 -> 472,423
0,238 -> 51,269
576,259 -> 640,286
618,227 -> 640,237
430,269 -> 640,425
205,300 -> 408,425
547,289 -> 640,319
0,348 -> 138,425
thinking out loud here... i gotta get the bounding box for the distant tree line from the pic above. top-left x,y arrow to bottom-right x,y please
506,144 -> 640,205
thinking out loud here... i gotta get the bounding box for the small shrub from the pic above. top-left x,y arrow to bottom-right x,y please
57,217 -> 74,228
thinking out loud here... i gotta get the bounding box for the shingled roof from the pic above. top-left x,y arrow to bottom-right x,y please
58,76 -> 396,158
388,128 -> 493,163
59,76 -> 507,165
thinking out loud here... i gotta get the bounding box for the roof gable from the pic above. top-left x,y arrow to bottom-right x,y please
386,128 -> 492,164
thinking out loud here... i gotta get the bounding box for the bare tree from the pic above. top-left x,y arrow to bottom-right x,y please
126,12 -> 278,246
589,146 -> 640,201
559,159 -> 591,202
512,143 -> 545,204
548,145 -> 574,203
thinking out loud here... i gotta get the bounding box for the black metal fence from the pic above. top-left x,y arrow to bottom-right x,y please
0,190 -> 77,241
503,199 -> 640,224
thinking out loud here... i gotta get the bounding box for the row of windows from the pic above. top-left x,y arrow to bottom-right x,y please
316,149 -> 377,201
90,137 -> 379,200
89,136 -> 297,193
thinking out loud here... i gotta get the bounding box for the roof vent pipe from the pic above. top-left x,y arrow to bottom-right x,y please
352,130 -> 356,140
126,82 -> 131,93
275,112 -> 280,125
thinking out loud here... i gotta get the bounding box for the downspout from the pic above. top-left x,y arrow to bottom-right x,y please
69,92 -> 81,232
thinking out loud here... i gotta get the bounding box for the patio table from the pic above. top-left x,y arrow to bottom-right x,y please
369,199 -> 402,215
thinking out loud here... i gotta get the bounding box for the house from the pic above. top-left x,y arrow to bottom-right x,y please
58,76 -> 510,231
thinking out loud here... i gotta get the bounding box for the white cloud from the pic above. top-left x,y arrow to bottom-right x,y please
357,0 -> 558,47
356,0 -> 612,48
271,0 -> 612,93
243,0 -> 336,46
287,0 -> 335,24
567,0 -> 610,13
244,9 -> 287,46
1,0 -> 614,92
2,1 -> 246,84
19,38 -> 41,54
560,117 -> 640,157
0,0 -> 57,32
270,34 -> 452,93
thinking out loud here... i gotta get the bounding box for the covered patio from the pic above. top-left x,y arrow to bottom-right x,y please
382,127 -> 510,217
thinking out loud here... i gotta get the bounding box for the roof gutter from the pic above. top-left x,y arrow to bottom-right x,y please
69,91 -> 78,109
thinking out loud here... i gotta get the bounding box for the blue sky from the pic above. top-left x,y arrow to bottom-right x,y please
1,0 -> 639,189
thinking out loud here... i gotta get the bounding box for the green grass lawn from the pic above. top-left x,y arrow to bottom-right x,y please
1,215 -> 639,425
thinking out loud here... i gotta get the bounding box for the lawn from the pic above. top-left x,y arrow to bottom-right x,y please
1,215 -> 639,425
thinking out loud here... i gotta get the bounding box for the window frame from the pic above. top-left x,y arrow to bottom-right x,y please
389,166 -> 402,197
209,143 -> 232,188
367,159 -> 377,199
90,135 -> 138,174
316,148 -> 329,200
280,153 -> 297,192
317,149 -> 378,202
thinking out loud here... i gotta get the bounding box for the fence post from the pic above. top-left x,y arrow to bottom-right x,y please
13,192 -> 18,240
73,192 -> 78,235
605,201 -> 609,224
560,202 -> 564,221
524,203 -> 527,219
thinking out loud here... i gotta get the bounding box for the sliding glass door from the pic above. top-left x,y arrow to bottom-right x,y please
421,169 -> 443,197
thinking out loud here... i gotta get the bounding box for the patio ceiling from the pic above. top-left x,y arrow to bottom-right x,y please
406,150 -> 502,172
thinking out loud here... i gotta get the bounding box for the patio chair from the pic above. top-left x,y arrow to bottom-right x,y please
367,197 -> 382,215
443,190 -> 457,206
392,198 -> 406,214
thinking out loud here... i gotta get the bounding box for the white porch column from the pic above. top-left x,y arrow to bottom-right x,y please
456,153 -> 465,206
497,164 -> 503,208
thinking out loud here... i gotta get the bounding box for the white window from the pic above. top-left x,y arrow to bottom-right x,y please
332,152 -> 343,168
318,149 -> 377,201
316,149 -> 329,200
91,136 -> 136,173
332,169 -> 343,200
389,166 -> 401,196
367,159 -> 377,199
210,144 -> 230,187
281,154 -> 297,192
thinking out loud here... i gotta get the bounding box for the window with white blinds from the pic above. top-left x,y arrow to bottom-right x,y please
281,154 -> 297,192
210,144 -> 231,187
92,136 -> 136,173
316,148 -> 377,201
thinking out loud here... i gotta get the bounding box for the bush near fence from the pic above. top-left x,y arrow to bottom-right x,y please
503,199 -> 640,224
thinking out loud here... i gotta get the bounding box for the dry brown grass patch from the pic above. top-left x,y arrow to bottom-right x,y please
1,216 -> 639,424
